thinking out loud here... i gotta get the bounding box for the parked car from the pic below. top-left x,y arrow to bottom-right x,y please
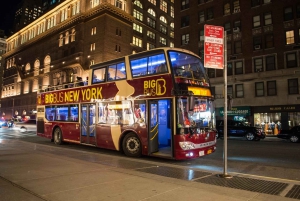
14,119 -> 37,132
277,126 -> 300,143
216,120 -> 265,141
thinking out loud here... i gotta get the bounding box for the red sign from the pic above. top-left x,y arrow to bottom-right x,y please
204,25 -> 224,69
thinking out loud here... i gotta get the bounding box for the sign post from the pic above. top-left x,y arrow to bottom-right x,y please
204,24 -> 231,178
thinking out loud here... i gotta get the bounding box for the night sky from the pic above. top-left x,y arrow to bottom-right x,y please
0,0 -> 22,36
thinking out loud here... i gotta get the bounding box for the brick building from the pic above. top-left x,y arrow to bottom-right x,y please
1,0 -> 174,119
175,0 -> 300,132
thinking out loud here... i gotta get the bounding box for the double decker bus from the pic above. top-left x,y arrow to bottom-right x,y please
36,48 -> 217,160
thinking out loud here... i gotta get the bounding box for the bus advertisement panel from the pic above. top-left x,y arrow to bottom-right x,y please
36,48 -> 217,160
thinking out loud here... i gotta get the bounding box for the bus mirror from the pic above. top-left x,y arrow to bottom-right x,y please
188,96 -> 195,111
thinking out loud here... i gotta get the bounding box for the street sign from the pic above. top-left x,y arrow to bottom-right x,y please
204,24 -> 224,69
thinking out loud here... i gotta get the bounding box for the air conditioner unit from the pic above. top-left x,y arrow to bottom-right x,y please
254,45 -> 261,50
233,27 -> 240,32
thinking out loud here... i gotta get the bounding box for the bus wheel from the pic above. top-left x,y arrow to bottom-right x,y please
122,133 -> 142,157
54,127 -> 63,145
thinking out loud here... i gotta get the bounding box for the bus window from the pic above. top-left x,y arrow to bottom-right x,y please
45,106 -> 56,121
70,105 -> 79,121
92,68 -> 106,84
108,62 -> 126,81
130,53 -> 166,77
56,105 -> 69,121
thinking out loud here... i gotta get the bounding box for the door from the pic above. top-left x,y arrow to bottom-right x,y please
148,101 -> 159,154
81,104 -> 96,145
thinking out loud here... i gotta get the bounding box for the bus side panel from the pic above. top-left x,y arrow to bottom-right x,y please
59,122 -> 80,142
96,124 -> 116,150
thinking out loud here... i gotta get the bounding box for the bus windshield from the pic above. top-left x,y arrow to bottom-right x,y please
168,51 -> 208,83
177,98 -> 214,129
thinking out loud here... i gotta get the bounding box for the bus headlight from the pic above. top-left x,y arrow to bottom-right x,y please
179,142 -> 195,150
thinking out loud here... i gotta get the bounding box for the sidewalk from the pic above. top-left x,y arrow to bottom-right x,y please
0,139 -> 298,201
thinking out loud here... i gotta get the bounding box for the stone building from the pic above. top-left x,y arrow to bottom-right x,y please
175,0 -> 300,131
2,0 -> 174,119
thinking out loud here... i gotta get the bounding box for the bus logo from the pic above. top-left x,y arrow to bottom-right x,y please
144,78 -> 166,96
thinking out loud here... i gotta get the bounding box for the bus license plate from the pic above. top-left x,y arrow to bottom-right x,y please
199,151 -> 204,156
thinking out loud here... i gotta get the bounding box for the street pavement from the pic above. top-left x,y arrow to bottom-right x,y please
0,138 -> 299,201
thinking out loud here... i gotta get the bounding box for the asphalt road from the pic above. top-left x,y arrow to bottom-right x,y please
1,127 -> 299,182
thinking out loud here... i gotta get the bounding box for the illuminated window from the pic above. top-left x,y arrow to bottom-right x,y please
134,0 -> 143,8
90,43 -> 95,51
160,0 -> 167,13
132,36 -> 142,47
286,30 -> 294,45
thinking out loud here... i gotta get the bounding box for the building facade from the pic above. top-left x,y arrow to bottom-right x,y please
175,0 -> 300,132
2,0 -> 174,120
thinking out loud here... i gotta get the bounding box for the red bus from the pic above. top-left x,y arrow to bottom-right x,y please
36,48 -> 217,160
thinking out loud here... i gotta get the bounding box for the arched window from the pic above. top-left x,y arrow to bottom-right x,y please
44,55 -> 51,66
148,8 -> 156,17
25,63 -> 31,72
134,0 -> 143,8
59,34 -> 63,47
160,16 -> 167,24
71,28 -> 76,42
65,31 -> 69,44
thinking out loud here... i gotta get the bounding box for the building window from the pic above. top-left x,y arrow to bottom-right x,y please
147,18 -> 156,28
288,78 -> 299,94
254,57 -> 263,72
133,36 -> 142,47
224,22 -> 231,34
235,84 -> 244,98
207,8 -> 214,20
91,27 -> 96,35
267,81 -> 276,96
181,15 -> 190,27
227,62 -> 233,76
251,0 -> 260,7
65,31 -> 69,44
199,29 -> 204,41
265,34 -> 274,48
233,0 -> 240,13
170,6 -> 174,18
133,23 -> 143,33
134,0 -> 143,8
147,43 -> 155,50
227,85 -> 233,98
286,52 -> 297,68
71,28 -> 75,42
170,31 -> 174,38
253,15 -> 260,27
181,0 -> 189,10
255,82 -> 264,97
148,8 -> 156,17
234,20 -> 241,31
160,25 -> 167,34
284,7 -> 293,21
224,3 -> 230,15
235,61 -> 243,75
147,30 -> 155,39
207,68 -> 215,78
90,43 -> 95,51
160,0 -> 167,13
253,36 -> 262,50
198,11 -> 205,23
286,30 -> 295,45
160,16 -> 167,24
227,42 -> 232,55
234,41 -> 242,54
133,9 -> 143,21
266,55 -> 276,71
148,0 -> 156,5
170,42 -> 174,47
181,34 -> 189,45
264,12 -> 272,25
297,4 -> 300,18
59,34 -> 63,47
159,37 -> 167,45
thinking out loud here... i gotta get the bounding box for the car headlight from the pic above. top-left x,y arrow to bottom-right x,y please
179,141 -> 196,150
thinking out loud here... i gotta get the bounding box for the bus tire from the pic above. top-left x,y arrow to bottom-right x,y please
122,133 -> 142,157
53,127 -> 63,145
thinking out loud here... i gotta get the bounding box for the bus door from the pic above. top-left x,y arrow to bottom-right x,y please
148,101 -> 159,154
81,104 -> 96,145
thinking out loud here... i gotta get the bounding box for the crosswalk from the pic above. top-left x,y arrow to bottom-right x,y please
0,130 -> 37,139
